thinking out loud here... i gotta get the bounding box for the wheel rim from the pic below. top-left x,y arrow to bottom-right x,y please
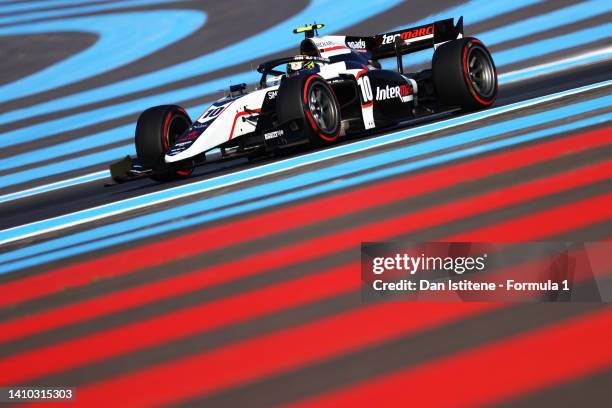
166,114 -> 190,147
307,83 -> 338,133
466,46 -> 496,98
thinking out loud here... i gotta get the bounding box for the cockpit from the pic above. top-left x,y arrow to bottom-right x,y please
299,38 -> 321,57
256,23 -> 380,88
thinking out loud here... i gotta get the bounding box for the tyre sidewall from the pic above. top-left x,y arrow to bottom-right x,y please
432,37 -> 498,111
302,75 -> 341,143
134,105 -> 193,181
277,74 -> 341,145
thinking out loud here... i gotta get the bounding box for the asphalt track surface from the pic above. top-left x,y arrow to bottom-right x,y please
0,1 -> 611,407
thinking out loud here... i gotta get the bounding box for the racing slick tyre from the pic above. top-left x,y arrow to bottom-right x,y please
432,37 -> 497,111
277,74 -> 341,145
135,105 -> 195,182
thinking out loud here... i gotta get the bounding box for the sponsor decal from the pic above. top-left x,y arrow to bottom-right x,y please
347,39 -> 366,49
197,105 -> 225,123
314,40 -> 335,48
184,130 -> 199,140
264,129 -> 284,140
175,128 -> 201,143
375,84 -> 413,102
357,76 -> 373,103
196,98 -> 236,123
381,25 -> 434,45
267,90 -> 278,100
167,139 -> 194,155
170,129 -> 201,154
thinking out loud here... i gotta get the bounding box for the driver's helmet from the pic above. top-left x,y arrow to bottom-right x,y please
287,57 -> 317,74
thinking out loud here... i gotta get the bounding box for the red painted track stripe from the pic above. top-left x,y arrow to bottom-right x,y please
1,158 -> 610,344
38,255 -> 612,408
18,242 -> 611,408
450,192 -> 612,241
1,165 -> 610,384
0,263 -> 359,385
0,127 -> 609,308
50,303 -> 498,408
284,308 -> 612,408
2,149 -> 611,342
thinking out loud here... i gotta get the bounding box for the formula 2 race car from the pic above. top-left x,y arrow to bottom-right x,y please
109,17 -> 497,183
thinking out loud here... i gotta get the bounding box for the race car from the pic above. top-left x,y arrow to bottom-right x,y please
109,17 -> 497,182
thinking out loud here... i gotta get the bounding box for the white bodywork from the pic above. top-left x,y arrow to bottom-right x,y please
164,35 -> 378,164
166,87 -> 274,163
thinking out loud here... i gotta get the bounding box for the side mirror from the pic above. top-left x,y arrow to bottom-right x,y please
229,83 -> 247,94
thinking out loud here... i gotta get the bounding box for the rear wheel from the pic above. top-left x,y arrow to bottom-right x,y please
432,37 -> 497,111
135,105 -> 194,182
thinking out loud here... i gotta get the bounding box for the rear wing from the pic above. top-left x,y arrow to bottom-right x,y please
347,17 -> 463,60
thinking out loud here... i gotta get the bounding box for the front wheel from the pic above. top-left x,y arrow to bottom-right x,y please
277,75 -> 341,145
134,105 -> 194,182
432,37 -> 497,111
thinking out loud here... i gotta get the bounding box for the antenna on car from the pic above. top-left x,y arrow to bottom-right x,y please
293,22 -> 325,38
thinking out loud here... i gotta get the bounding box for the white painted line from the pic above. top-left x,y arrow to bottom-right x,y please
0,171 -> 109,204
499,46 -> 612,84
0,79 -> 610,247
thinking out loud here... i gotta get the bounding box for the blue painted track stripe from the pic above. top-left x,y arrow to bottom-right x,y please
385,0 -> 612,67
493,22 -> 612,66
1,48 -> 610,189
0,1 -> 108,15
2,17 -> 609,164
0,84 -> 609,272
478,0 -> 611,47
3,33 -> 609,185
0,113 -> 608,275
1,80 -> 609,237
0,68 -> 251,149
0,0 -> 538,127
3,81 -> 607,246
395,0 -> 542,29
0,0 -> 402,108
0,9 -> 206,103
0,102 -> 210,176
499,48 -> 612,83
0,0 -> 185,25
